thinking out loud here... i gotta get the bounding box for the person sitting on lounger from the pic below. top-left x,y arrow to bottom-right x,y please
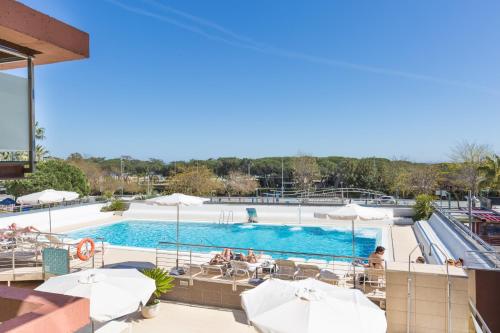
222,248 -> 234,262
366,246 -> 385,269
0,229 -> 15,240
246,249 -> 260,263
209,253 -> 226,265
9,223 -> 40,233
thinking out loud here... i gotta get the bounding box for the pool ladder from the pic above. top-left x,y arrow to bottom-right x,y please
218,210 -> 234,224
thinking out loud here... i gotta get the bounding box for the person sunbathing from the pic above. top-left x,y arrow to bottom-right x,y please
0,229 -> 15,240
246,249 -> 260,263
8,223 -> 40,233
221,248 -> 234,262
366,246 -> 385,269
209,254 -> 225,265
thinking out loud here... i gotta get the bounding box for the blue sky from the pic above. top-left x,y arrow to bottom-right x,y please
16,0 -> 500,162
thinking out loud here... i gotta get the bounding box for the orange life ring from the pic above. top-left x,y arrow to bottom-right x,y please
76,238 -> 95,261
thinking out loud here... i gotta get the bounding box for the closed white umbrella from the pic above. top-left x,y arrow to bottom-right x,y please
241,278 -> 386,333
17,189 -> 79,233
145,193 -> 209,272
35,269 -> 155,323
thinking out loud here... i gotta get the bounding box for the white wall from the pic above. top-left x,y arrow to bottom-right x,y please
0,204 -> 114,231
123,202 -> 399,225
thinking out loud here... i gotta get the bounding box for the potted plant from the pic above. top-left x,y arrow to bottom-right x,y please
141,268 -> 175,318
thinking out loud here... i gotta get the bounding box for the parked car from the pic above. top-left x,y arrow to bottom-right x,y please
376,196 -> 396,204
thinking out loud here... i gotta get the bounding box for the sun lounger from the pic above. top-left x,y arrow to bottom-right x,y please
273,259 -> 298,280
246,208 -> 258,223
365,268 -> 385,288
319,269 -> 342,285
295,263 -> 321,280
228,260 -> 257,279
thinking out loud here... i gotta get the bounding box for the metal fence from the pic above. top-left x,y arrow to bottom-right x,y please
0,231 -> 105,283
155,241 -> 386,297
0,197 -> 107,214
209,196 -> 415,207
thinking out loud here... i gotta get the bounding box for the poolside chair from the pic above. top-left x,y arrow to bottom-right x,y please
273,259 -> 298,280
227,260 -> 256,279
246,208 -> 258,223
295,263 -> 321,280
200,259 -> 227,276
318,269 -> 342,285
365,268 -> 385,289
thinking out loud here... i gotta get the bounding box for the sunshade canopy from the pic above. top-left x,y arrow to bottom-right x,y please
145,193 -> 209,206
16,189 -> 79,205
241,278 -> 387,333
35,269 -> 155,323
315,204 -> 391,221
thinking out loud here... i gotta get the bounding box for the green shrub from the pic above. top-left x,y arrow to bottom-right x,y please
413,194 -> 435,221
141,268 -> 175,305
101,200 -> 127,212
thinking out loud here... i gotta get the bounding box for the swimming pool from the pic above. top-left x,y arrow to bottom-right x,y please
67,220 -> 382,258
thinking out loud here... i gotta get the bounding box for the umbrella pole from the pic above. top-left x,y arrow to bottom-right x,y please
176,204 -> 179,269
351,219 -> 355,257
49,204 -> 52,237
352,219 -> 356,289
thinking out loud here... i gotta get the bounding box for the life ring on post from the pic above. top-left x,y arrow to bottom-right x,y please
76,238 -> 95,261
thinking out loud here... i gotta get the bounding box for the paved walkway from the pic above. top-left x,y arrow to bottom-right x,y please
390,225 -> 422,262
128,301 -> 256,333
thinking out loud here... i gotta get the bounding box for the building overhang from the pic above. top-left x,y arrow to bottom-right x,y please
0,0 -> 89,69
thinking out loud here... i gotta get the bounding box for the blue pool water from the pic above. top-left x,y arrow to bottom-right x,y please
68,220 -> 382,258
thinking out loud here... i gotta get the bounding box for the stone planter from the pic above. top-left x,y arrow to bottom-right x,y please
141,302 -> 160,319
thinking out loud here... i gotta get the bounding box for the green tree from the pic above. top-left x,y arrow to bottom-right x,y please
292,155 -> 320,191
413,194 -> 435,221
479,154 -> 500,193
5,160 -> 90,197
166,165 -> 222,196
451,141 -> 491,195
224,171 -> 259,196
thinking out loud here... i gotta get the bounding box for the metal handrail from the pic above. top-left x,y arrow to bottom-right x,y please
155,241 -> 385,293
464,250 -> 500,270
429,243 -> 451,333
434,205 -> 493,251
406,244 -> 422,333
469,298 -> 492,333
0,231 -> 106,282
0,197 -> 107,215
157,241 -> 373,261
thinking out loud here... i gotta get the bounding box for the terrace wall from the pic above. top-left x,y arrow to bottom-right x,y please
385,262 -> 469,333
0,203 -> 113,232
163,277 -> 252,309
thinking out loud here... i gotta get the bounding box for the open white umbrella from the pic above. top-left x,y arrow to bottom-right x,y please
314,204 -> 390,259
17,189 -> 79,233
325,204 -> 390,221
145,193 -> 209,271
35,269 -> 155,323
241,278 -> 386,333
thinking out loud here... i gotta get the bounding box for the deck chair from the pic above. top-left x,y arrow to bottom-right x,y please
246,208 -> 258,223
366,268 -> 385,288
228,260 -> 256,279
295,263 -> 321,280
318,269 -> 341,285
273,259 -> 298,280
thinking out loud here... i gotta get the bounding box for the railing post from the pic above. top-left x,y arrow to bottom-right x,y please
189,250 -> 193,286
155,246 -> 158,268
